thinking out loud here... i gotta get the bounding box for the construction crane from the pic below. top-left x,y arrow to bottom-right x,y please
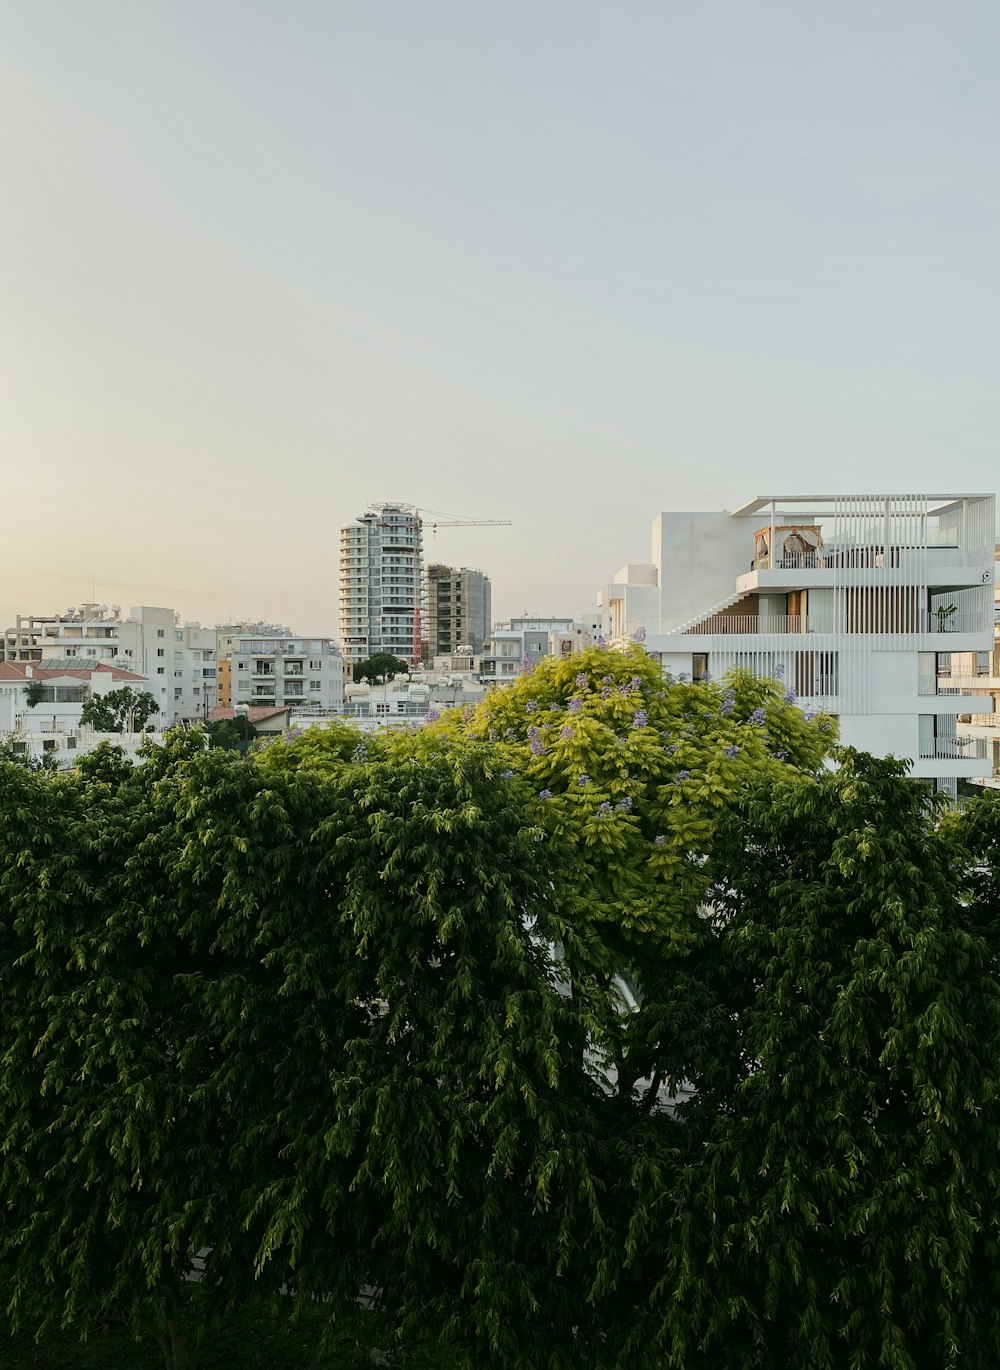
371,503 -> 512,542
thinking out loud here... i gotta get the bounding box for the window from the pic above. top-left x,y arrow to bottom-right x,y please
156,648 -> 165,657
157,629 -> 165,638
157,667 -> 165,675
309,659 -> 323,670
310,680 -> 322,691
202,668 -> 216,678
43,739 -> 56,751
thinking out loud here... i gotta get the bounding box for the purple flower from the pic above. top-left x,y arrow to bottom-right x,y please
568,697 -> 584,714
596,801 -> 613,818
616,736 -> 628,748
630,676 -> 642,690
538,789 -> 552,800
578,773 -> 591,786
773,663 -> 785,679
632,625 -> 647,642
521,652 -> 535,673
633,709 -> 648,728
664,742 -> 679,755
803,711 -> 815,723
701,670 -> 712,683
424,709 -> 441,723
501,769 -> 515,779
601,676 -> 613,685
527,726 -> 540,739
575,673 -> 588,688
720,691 -> 736,716
560,726 -> 573,739
749,707 -> 767,727
678,672 -> 690,683
526,699 -> 540,713
818,720 -> 832,733
723,744 -> 740,759
654,834 -> 667,846
488,729 -> 498,742
352,743 -> 368,762
549,702 -> 560,711
505,727 -> 516,739
675,770 -> 691,782
596,634 -> 607,646
617,795 -> 633,811
783,690 -> 797,705
530,739 -> 544,755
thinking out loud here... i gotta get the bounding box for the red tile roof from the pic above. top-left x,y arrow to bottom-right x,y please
208,706 -> 292,724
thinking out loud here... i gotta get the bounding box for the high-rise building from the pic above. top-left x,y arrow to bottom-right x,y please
339,504 -> 423,668
424,565 -> 491,661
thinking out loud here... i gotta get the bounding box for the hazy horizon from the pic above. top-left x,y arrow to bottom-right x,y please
3,1 -> 998,638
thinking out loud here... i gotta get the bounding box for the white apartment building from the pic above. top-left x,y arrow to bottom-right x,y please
598,494 -> 996,796
217,626 -> 344,712
173,621 -> 219,723
340,504 -> 423,668
2,604 -> 176,726
0,660 -> 158,767
480,616 -> 599,686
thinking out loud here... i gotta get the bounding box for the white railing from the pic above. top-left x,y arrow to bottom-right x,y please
919,736 -> 989,760
667,612 -> 989,637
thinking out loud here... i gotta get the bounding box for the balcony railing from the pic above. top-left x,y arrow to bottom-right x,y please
919,736 -> 989,760
674,612 -> 989,637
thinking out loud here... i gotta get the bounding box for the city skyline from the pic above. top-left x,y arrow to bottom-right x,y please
3,2 -> 999,635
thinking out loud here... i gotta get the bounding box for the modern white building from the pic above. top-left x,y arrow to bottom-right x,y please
217,626 -> 344,713
598,494 -> 996,796
340,504 -> 424,669
480,616 -> 600,686
2,604 -> 176,726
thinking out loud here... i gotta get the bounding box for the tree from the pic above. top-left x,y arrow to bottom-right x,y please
22,679 -> 45,709
204,715 -> 257,751
351,652 -> 409,684
80,686 -> 160,733
415,642 -> 837,1105
628,751 -> 1000,1368
0,728 -> 616,1368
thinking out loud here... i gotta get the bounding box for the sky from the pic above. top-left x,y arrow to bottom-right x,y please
2,1 -> 998,635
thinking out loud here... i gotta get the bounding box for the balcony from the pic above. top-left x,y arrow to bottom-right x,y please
673,611 -> 989,638
919,736 -> 989,760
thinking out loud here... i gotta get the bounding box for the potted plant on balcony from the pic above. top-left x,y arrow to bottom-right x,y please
935,603 -> 958,632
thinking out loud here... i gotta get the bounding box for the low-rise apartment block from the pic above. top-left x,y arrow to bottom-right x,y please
2,604 -> 175,726
217,624 -> 344,713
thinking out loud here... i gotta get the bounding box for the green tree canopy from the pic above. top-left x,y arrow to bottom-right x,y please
351,651 -> 409,683
80,686 -> 160,733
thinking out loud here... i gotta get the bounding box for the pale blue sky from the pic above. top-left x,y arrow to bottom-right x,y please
2,1 -> 998,632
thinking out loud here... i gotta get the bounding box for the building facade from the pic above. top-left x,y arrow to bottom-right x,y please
598,494 -> 996,796
479,616 -> 599,686
0,660 -> 157,766
424,565 -> 491,660
173,622 -> 219,722
339,504 -> 423,668
2,604 -> 176,726
216,625 -> 344,713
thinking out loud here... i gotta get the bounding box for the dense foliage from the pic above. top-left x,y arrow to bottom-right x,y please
2,648 -> 1000,1370
351,651 -> 410,683
79,686 -> 160,733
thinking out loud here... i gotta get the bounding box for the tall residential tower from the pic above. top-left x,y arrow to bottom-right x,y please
339,504 -> 423,669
